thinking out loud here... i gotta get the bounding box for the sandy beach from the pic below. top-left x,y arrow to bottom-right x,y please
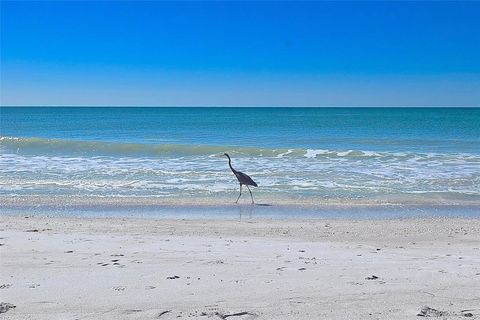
1,215 -> 479,319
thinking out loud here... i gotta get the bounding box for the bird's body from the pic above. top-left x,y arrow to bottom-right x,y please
233,170 -> 258,188
224,153 -> 257,204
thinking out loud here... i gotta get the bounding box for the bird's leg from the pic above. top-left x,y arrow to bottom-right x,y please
246,185 -> 255,205
235,184 -> 243,204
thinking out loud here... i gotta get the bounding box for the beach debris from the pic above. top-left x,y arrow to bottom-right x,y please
166,275 -> 180,280
206,259 -> 224,265
157,310 -> 171,318
417,306 -> 448,317
125,309 -> 142,314
25,229 -> 39,232
298,267 -> 306,271
215,311 -> 256,319
460,309 -> 477,317
0,284 -> 12,289
365,275 -> 379,280
0,302 -> 16,314
64,250 -> 73,253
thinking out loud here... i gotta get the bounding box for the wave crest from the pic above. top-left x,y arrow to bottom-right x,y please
1,136 -> 479,161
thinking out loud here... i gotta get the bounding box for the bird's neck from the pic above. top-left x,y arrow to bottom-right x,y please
227,156 -> 236,173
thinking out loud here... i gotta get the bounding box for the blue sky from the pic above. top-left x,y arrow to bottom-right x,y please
1,1 -> 479,106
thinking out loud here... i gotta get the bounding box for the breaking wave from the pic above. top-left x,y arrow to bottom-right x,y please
2,136 -> 479,161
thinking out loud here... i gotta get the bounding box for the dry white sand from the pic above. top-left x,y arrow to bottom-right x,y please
1,215 -> 480,319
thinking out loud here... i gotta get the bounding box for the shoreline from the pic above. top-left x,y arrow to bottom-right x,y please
3,194 -> 480,207
2,195 -> 480,220
1,215 -> 480,319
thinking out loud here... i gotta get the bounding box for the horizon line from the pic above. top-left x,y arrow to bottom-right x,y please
1,105 -> 479,108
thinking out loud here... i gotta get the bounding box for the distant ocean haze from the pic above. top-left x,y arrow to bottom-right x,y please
0,107 -> 479,213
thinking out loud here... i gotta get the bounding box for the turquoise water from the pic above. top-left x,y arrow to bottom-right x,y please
1,107 -> 479,216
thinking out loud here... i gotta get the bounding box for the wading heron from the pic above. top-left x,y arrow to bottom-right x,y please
224,153 -> 258,204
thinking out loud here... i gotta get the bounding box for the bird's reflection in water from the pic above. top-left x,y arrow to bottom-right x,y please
238,204 -> 255,220
237,203 -> 273,220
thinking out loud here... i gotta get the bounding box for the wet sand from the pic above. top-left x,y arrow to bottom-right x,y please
1,215 -> 480,319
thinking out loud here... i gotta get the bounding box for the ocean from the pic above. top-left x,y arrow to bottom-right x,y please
1,107 -> 479,218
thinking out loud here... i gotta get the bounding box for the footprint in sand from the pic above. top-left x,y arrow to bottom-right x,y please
0,303 -> 16,314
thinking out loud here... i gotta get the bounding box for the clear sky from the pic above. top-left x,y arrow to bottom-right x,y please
1,1 -> 479,106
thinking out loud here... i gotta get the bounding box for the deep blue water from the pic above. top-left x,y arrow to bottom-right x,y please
1,107 -> 479,153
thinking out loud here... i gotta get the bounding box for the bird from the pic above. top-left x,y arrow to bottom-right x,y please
224,153 -> 258,204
